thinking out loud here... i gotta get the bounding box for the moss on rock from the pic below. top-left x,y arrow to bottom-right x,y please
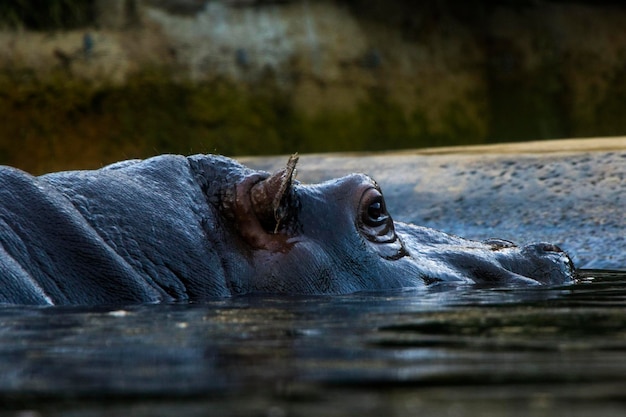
0,69 -> 489,174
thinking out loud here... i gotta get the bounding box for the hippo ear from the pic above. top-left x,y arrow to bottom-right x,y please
249,153 -> 299,233
223,154 -> 298,252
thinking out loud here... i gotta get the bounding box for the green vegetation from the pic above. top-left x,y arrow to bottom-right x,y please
2,61 -> 625,175
0,70 -> 486,174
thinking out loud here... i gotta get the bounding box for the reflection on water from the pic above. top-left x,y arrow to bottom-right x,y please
1,270 -> 626,416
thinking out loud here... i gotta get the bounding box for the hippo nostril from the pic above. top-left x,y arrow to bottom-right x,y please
483,238 -> 517,250
538,243 -> 563,253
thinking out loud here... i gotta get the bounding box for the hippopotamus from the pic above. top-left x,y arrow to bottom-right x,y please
0,153 -> 575,305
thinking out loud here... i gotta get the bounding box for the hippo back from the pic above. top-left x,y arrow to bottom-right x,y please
0,155 -> 249,305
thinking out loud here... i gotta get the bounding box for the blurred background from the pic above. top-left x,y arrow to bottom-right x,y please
1,0 -> 625,174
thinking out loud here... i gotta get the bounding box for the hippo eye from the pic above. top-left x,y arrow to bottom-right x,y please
364,198 -> 386,226
358,188 -> 395,241
357,185 -> 405,259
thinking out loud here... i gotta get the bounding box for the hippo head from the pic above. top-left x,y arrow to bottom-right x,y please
221,156 -> 575,294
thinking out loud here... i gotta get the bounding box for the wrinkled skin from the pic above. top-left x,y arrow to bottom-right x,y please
0,154 -> 575,305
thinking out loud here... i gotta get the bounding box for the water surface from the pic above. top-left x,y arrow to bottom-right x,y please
1,270 -> 626,416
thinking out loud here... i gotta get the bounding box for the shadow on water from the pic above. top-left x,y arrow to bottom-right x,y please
1,270 -> 626,416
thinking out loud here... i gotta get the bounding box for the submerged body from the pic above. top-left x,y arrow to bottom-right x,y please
0,154 -> 575,305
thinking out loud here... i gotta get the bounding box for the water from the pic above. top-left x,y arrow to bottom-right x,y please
1,270 -> 626,416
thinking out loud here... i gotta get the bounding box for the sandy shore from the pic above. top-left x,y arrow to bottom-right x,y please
240,137 -> 626,270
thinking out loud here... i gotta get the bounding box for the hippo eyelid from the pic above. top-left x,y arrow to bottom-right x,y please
359,188 -> 387,224
357,186 -> 397,244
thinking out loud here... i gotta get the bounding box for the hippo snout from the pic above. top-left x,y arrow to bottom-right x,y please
395,223 -> 575,287
517,242 -> 576,285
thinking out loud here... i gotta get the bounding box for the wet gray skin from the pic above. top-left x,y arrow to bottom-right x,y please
235,168 -> 575,293
0,154 -> 575,305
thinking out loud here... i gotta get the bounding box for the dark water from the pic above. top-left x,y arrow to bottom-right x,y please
1,270 -> 626,417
